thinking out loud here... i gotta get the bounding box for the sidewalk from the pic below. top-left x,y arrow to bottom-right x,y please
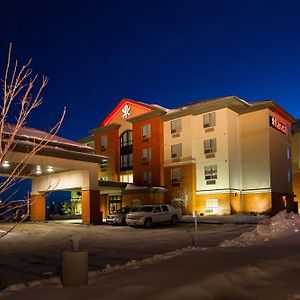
181,213 -> 268,224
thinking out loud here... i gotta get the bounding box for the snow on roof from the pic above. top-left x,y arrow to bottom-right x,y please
165,95 -> 245,115
3,123 -> 91,150
10,138 -> 106,161
148,104 -> 169,112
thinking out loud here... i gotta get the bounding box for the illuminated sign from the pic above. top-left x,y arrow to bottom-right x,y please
269,116 -> 287,134
122,104 -> 131,119
100,99 -> 152,126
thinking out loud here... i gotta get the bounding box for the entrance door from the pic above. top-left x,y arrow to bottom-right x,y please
108,195 -> 122,214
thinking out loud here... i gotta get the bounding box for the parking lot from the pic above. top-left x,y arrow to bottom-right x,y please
0,221 -> 255,290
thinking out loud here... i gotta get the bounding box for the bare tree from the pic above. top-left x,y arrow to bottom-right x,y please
173,188 -> 192,214
0,43 -> 66,238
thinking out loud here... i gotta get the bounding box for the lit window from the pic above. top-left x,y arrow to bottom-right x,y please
142,124 -> 151,139
171,143 -> 182,158
171,168 -> 181,182
204,138 -> 217,154
120,174 -> 133,183
205,165 -> 217,180
100,135 -> 108,150
287,145 -> 291,160
142,148 -> 151,162
100,177 -> 108,181
100,159 -> 108,171
203,112 -> 216,128
143,171 -> 152,185
205,199 -> 218,214
171,119 -> 181,134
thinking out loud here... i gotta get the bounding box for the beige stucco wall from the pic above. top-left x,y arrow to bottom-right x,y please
5,151 -> 99,194
163,115 -> 194,165
239,109 -> 271,191
193,108 -> 235,192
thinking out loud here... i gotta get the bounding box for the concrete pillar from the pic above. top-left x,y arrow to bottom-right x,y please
30,193 -> 46,221
81,190 -> 100,224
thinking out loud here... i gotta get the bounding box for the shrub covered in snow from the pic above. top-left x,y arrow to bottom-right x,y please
220,211 -> 300,247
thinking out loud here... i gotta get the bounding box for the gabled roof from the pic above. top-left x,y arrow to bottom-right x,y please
99,98 -> 164,126
161,96 -> 295,123
89,95 -> 295,133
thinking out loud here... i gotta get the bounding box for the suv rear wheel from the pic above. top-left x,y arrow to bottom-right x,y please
144,218 -> 152,229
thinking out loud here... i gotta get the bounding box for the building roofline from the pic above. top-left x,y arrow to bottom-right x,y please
11,141 -> 106,163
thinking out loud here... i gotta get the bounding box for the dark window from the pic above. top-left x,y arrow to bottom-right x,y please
162,205 -> 169,212
154,206 -> 162,213
120,130 -> 133,171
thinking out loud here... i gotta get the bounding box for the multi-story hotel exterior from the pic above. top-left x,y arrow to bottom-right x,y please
80,96 -> 296,218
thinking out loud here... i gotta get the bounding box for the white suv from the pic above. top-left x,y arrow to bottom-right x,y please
126,204 -> 179,228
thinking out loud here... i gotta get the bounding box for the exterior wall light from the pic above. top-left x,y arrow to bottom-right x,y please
2,161 -> 10,168
47,166 -> 54,172
36,165 -> 42,175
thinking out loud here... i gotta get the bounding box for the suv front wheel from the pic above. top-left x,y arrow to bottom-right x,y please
144,218 -> 152,229
170,215 -> 178,225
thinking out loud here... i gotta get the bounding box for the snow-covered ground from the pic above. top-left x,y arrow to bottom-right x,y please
1,212 -> 300,299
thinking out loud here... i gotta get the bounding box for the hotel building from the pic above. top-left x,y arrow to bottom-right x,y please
80,96 -> 295,218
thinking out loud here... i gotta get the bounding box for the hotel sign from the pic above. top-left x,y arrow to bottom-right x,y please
269,116 -> 287,134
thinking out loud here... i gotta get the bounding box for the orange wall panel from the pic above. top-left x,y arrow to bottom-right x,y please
30,194 -> 46,221
94,128 -> 120,181
81,190 -> 100,224
132,116 -> 164,186
242,193 -> 272,214
164,163 -> 196,214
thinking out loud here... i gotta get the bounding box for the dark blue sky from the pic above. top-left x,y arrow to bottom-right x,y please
1,0 -> 300,140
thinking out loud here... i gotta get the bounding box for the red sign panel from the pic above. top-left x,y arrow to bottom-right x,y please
269,116 -> 287,134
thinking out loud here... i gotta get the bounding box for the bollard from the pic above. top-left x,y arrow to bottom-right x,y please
62,235 -> 88,287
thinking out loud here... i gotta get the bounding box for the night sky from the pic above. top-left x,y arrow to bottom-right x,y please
1,0 -> 300,140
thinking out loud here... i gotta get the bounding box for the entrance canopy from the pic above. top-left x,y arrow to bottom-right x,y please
1,124 -> 107,224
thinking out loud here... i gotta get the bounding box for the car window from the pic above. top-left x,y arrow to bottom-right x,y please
162,205 -> 169,212
138,206 -> 154,212
154,206 -> 162,213
130,207 -> 138,212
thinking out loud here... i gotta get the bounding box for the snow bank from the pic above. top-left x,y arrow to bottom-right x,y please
89,246 -> 206,283
220,211 -> 300,247
0,246 -> 207,297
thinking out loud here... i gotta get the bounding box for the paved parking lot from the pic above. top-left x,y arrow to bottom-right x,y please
0,221 -> 255,290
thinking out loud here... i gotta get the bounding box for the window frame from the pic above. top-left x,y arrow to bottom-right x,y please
204,165 -> 218,180
142,123 -> 151,140
142,148 -> 151,162
171,143 -> 182,158
171,119 -> 182,134
120,130 -> 133,147
143,171 -> 152,185
203,112 -> 216,128
100,135 -> 108,149
204,138 -> 217,154
171,167 -> 181,182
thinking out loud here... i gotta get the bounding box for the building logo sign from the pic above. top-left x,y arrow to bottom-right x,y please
122,104 -> 131,119
269,116 -> 287,134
